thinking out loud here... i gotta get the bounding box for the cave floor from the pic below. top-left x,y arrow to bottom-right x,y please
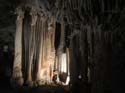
0,76 -> 69,93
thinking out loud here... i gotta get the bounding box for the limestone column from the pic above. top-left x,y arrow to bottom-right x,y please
57,17 -> 65,73
48,17 -> 56,83
25,7 -> 38,86
12,7 -> 24,86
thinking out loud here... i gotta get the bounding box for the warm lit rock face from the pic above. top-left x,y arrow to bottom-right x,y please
11,6 -> 56,86
12,6 -> 70,87
37,17 -> 56,84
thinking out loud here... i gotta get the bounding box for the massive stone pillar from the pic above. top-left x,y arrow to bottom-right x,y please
47,17 -> 56,83
12,7 -> 24,86
36,16 -> 56,84
35,16 -> 43,82
25,7 -> 38,86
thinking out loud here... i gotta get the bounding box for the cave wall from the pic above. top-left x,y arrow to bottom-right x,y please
69,24 -> 113,93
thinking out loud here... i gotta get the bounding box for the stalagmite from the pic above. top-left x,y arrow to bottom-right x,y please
65,48 -> 70,85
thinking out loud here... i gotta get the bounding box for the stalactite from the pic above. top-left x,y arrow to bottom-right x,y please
84,0 -> 87,12
68,0 -> 72,11
86,0 -> 89,13
74,0 -> 77,9
70,0 -> 74,10
101,0 -> 105,12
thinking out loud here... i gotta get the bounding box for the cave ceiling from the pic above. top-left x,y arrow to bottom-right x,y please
0,0 -> 124,27
0,0 -> 124,47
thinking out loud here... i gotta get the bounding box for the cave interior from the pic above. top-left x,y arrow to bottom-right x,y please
0,0 -> 125,93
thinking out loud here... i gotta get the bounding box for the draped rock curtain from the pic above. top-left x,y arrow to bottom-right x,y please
12,5 -> 70,87
12,6 -> 57,86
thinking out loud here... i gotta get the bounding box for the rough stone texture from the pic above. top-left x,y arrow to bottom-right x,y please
12,7 -> 24,86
